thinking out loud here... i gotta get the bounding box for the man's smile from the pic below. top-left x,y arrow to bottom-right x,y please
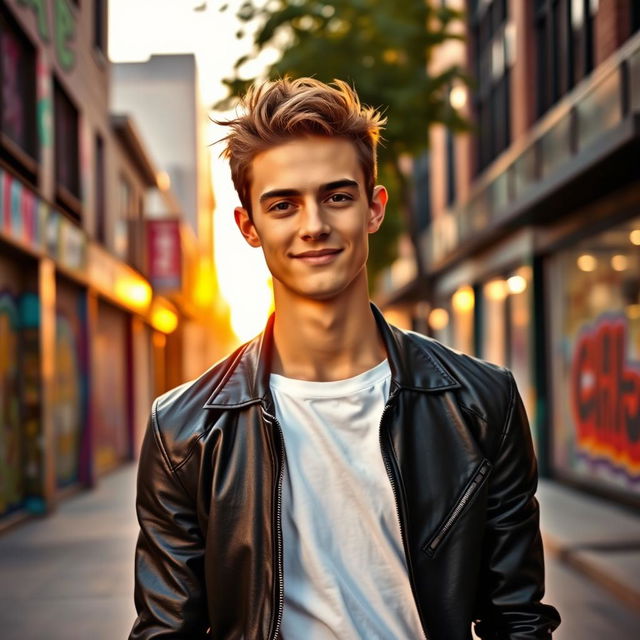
290,248 -> 344,264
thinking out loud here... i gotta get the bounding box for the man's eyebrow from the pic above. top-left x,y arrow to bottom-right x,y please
319,179 -> 359,193
258,179 -> 360,204
259,188 -> 300,203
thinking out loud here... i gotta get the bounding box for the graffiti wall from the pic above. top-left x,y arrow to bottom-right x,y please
550,218 -> 640,496
0,252 -> 41,516
53,279 -> 87,488
0,288 -> 22,515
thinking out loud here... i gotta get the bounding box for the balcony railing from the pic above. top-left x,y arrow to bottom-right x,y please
424,31 -> 640,272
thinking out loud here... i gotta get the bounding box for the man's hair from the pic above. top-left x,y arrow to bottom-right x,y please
218,77 -> 386,215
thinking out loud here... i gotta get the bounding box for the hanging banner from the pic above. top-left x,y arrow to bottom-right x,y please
147,219 -> 182,291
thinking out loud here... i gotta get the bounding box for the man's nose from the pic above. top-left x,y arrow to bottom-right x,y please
299,201 -> 330,240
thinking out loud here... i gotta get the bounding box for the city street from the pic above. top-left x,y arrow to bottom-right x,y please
0,464 -> 638,639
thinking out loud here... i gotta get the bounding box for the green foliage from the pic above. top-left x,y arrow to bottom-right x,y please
217,0 -> 470,283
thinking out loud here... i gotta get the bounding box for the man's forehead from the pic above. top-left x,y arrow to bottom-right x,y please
250,136 -> 363,195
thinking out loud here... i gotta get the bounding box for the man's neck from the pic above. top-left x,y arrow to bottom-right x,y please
271,285 -> 386,382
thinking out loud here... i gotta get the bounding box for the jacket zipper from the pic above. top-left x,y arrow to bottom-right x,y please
379,388 -> 430,640
262,405 -> 286,640
424,459 -> 492,557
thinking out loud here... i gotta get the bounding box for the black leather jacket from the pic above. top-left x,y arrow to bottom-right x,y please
130,306 -> 560,639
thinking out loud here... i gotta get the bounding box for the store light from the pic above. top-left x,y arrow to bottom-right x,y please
611,254 -> 628,271
115,278 -> 152,311
151,307 -> 179,334
630,229 -> 640,246
507,275 -> 528,294
577,254 -> 597,272
429,308 -> 449,331
485,279 -> 508,301
452,286 -> 474,313
449,85 -> 467,109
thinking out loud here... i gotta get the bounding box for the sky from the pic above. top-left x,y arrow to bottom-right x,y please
108,0 -> 275,341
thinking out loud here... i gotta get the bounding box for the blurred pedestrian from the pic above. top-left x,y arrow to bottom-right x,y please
129,77 -> 560,639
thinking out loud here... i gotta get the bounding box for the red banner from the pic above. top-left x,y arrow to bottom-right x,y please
146,219 -> 182,290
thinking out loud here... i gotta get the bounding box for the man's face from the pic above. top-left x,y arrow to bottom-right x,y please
234,136 -> 387,303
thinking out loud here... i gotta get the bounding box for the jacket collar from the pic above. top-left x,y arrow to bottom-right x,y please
203,303 -> 459,409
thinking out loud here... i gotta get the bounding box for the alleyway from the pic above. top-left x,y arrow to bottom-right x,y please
0,465 -> 638,639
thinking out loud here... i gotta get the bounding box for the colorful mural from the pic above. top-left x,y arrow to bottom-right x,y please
17,0 -> 77,72
19,292 -> 43,509
571,315 -> 640,483
54,283 -> 86,488
0,291 -> 22,515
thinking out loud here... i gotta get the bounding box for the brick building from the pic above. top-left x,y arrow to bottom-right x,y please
379,0 -> 640,506
0,0 -> 229,525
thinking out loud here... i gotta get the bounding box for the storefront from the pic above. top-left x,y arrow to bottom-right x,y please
53,277 -> 89,489
548,214 -> 640,502
92,299 -> 132,476
0,244 -> 42,518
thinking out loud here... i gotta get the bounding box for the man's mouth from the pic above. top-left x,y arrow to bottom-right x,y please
291,248 -> 343,264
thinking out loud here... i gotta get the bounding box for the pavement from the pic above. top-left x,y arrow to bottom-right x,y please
537,479 -> 640,611
0,464 -> 638,639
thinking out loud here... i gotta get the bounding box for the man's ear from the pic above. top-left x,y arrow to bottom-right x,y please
234,207 -> 262,248
367,185 -> 388,234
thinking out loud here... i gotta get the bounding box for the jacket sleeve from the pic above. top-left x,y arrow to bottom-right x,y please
129,400 -> 209,639
474,372 -> 561,639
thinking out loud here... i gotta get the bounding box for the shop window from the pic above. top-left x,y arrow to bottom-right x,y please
0,9 -> 37,172
95,133 -> 106,244
478,268 -> 534,419
469,0 -> 512,174
54,79 -> 81,218
535,0 -> 597,119
549,216 -> 640,499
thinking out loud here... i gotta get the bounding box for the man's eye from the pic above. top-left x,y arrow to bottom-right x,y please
270,201 -> 292,212
327,193 -> 352,203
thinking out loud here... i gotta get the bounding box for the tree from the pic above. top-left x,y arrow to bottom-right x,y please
216,0 -> 470,285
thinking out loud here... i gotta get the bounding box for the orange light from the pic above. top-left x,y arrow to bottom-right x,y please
577,254 -> 597,272
429,308 -> 449,331
115,278 -> 152,311
452,286 -> 474,313
485,279 -> 508,301
151,304 -> 179,334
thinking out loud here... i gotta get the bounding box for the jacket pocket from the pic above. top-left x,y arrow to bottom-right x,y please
422,458 -> 492,558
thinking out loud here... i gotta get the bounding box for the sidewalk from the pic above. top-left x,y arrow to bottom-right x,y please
0,464 -> 139,640
538,479 -> 640,611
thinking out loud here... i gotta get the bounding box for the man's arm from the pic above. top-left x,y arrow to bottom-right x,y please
474,372 -> 561,639
129,400 -> 209,639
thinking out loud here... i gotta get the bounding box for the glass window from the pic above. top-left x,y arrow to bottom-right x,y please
549,217 -> 640,497
54,79 -> 80,212
535,0 -> 597,118
470,0 -> 511,173
0,10 -> 37,161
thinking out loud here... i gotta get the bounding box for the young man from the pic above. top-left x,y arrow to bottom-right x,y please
130,78 -> 560,639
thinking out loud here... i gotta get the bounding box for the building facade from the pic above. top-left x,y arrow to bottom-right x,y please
0,0 -> 225,525
379,0 -> 640,506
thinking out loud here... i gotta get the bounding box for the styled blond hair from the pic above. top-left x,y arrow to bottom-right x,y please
218,77 -> 386,215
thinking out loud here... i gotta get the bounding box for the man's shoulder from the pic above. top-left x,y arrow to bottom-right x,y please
149,341 -> 253,461
399,327 -> 516,421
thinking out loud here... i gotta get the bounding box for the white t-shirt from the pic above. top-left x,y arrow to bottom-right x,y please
269,360 -> 424,640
